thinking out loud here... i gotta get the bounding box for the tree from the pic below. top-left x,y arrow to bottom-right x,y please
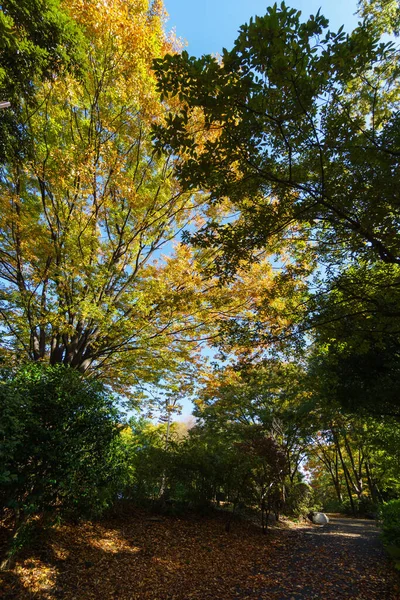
0,0 -> 86,161
358,0 -> 400,35
153,2 -> 399,273
0,1 -> 211,389
153,2 -> 400,419
308,263 -> 400,418
0,0 -> 305,394
305,409 -> 400,512
236,429 -> 287,532
197,360 -> 311,478
195,359 -> 312,520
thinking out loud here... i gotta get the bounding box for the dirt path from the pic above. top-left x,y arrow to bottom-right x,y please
1,512 -> 399,599
239,516 -> 400,599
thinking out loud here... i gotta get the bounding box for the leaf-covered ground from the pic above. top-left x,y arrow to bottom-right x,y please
1,510 -> 399,599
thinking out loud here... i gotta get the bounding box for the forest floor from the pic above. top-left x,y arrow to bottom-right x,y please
1,508 -> 399,599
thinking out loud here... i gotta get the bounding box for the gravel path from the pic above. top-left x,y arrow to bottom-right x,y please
239,516 -> 400,599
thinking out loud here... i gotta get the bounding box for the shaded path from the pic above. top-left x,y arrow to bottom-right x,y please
239,516 -> 400,599
1,511 -> 399,599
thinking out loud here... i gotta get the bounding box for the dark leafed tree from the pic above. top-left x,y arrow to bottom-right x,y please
153,2 -> 400,416
153,2 -> 400,272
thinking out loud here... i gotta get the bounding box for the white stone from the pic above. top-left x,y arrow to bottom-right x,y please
312,512 -> 329,525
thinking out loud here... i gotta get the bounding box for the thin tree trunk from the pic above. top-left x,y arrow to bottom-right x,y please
333,429 -> 356,515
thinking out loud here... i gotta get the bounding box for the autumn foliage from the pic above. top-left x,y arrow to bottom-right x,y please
0,0 -> 400,595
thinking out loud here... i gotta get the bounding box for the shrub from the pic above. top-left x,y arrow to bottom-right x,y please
0,363 -> 127,520
322,499 -> 344,513
380,499 -> 400,547
285,482 -> 314,517
340,496 -> 378,517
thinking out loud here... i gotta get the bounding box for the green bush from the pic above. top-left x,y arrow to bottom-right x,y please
285,482 -> 314,517
0,363 -> 128,520
322,498 -> 344,513
380,499 -> 400,547
340,496 -> 378,517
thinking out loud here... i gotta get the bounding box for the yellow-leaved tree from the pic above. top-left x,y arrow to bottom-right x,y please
0,0 -> 192,387
0,0 -> 308,393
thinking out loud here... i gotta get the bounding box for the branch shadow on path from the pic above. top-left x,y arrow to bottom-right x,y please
239,516 -> 400,600
1,513 -> 399,600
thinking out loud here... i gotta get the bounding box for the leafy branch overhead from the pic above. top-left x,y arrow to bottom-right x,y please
0,0 -> 87,162
153,1 -> 400,422
153,1 -> 400,271
0,0 -> 294,391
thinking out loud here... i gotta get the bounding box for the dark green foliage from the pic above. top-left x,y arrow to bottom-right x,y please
127,421 -> 235,509
0,0 -> 84,94
0,363 -> 126,519
309,264 -> 400,418
131,445 -> 170,503
126,416 -> 288,525
167,441 -> 220,508
154,2 -> 400,421
380,499 -> 400,547
154,3 -> 400,273
285,482 -> 314,518
311,339 -> 400,419
340,497 -> 378,517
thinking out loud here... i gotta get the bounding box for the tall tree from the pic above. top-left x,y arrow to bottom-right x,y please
153,2 -> 400,418
0,0 -> 306,392
196,359 -> 311,488
306,410 -> 400,509
0,0 -> 201,389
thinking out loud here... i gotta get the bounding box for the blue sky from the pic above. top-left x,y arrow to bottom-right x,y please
164,0 -> 361,57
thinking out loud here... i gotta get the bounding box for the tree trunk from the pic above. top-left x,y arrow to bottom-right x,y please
333,428 -> 356,515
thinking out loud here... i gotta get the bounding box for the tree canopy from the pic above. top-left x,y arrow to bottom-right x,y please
0,0 -> 310,395
153,1 -> 400,272
153,1 -> 400,418
0,0 -> 86,161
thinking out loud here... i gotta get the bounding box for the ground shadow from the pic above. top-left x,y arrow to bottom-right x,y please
1,512 -> 399,599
